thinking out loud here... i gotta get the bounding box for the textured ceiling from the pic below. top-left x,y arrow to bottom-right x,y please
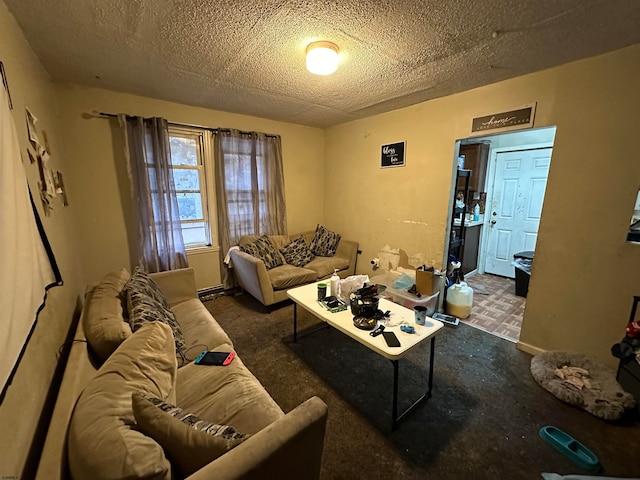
5,0 -> 640,128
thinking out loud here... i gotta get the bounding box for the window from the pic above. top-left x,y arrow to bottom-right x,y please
215,130 -> 285,288
221,136 -> 268,235
168,127 -> 216,249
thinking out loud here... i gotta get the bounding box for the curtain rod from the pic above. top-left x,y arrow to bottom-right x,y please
90,111 -> 279,138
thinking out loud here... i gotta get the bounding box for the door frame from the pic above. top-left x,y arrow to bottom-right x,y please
477,141 -> 554,275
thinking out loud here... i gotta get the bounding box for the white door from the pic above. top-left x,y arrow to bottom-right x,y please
484,148 -> 552,277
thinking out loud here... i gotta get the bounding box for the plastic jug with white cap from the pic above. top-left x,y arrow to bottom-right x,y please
445,282 -> 474,319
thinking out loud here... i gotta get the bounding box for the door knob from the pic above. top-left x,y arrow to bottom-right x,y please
491,220 -> 496,225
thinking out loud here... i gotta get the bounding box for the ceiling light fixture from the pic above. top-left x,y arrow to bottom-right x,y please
306,41 -> 339,75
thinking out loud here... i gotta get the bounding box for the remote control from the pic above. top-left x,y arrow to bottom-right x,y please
432,313 -> 460,326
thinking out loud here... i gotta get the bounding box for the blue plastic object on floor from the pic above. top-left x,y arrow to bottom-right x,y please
539,426 -> 602,473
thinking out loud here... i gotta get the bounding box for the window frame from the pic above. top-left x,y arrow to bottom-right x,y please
168,126 -> 219,251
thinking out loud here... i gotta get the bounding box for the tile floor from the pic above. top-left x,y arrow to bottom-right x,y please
461,273 -> 526,342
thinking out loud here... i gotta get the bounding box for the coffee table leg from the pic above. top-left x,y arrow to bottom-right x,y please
391,336 -> 436,431
392,360 -> 399,430
293,303 -> 298,343
428,336 -> 435,393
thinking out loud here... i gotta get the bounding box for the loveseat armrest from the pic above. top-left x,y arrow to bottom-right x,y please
150,267 -> 198,306
335,238 -> 359,277
229,250 -> 275,306
186,396 -> 328,480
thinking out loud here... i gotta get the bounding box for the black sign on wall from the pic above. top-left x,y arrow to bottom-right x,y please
471,103 -> 536,133
381,141 -> 406,168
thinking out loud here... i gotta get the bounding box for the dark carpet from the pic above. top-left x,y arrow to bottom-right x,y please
204,293 -> 640,480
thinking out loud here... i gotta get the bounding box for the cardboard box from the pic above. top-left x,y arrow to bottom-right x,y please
416,270 -> 444,296
416,270 -> 434,295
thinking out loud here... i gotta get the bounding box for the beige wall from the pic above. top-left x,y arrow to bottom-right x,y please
54,84 -> 326,288
0,2 -> 84,475
325,45 -> 640,368
3,1 -> 639,473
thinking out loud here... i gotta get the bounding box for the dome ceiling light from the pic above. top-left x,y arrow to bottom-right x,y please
306,41 -> 339,75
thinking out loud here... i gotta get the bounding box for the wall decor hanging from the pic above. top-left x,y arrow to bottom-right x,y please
471,103 -> 537,134
381,140 -> 406,168
54,170 -> 68,206
25,107 -> 62,213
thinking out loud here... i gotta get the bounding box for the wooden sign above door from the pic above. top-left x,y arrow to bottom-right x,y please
471,103 -> 536,134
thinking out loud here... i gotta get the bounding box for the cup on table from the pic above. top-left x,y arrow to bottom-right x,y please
414,306 -> 427,326
317,283 -> 327,301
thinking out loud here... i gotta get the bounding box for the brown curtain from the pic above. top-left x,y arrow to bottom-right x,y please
215,129 -> 287,288
119,115 -> 188,273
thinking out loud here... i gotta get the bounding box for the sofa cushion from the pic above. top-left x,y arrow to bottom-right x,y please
82,268 -> 132,364
268,264 -> 317,290
280,235 -> 316,267
132,392 -> 251,478
310,224 -> 341,257
305,255 -> 350,279
176,344 -> 284,435
67,322 -> 178,480
171,298 -> 233,363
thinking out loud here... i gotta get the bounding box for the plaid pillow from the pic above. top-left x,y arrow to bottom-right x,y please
280,236 -> 315,267
310,225 -> 341,257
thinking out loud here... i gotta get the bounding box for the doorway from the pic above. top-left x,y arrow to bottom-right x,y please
447,126 -> 556,342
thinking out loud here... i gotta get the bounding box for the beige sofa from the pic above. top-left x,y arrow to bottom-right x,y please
36,267 -> 328,480
230,231 -> 359,306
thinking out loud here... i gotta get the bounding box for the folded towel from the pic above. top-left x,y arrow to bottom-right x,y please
224,246 -> 240,266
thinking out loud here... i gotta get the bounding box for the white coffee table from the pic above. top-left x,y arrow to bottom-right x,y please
287,282 -> 444,430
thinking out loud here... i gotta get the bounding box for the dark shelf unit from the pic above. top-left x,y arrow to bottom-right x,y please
459,143 -> 489,193
448,168 -> 471,267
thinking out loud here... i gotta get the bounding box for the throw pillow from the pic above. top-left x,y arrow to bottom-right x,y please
123,266 -> 171,309
280,236 -> 315,267
239,241 -> 260,260
67,322 -> 177,480
239,235 -> 283,269
83,268 -> 132,364
127,287 -> 187,362
132,392 -> 251,478
310,224 -> 341,257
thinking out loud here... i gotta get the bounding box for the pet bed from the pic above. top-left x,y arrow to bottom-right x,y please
530,351 -> 635,420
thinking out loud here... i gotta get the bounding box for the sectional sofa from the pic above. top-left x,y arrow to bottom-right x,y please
36,267 -> 328,479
